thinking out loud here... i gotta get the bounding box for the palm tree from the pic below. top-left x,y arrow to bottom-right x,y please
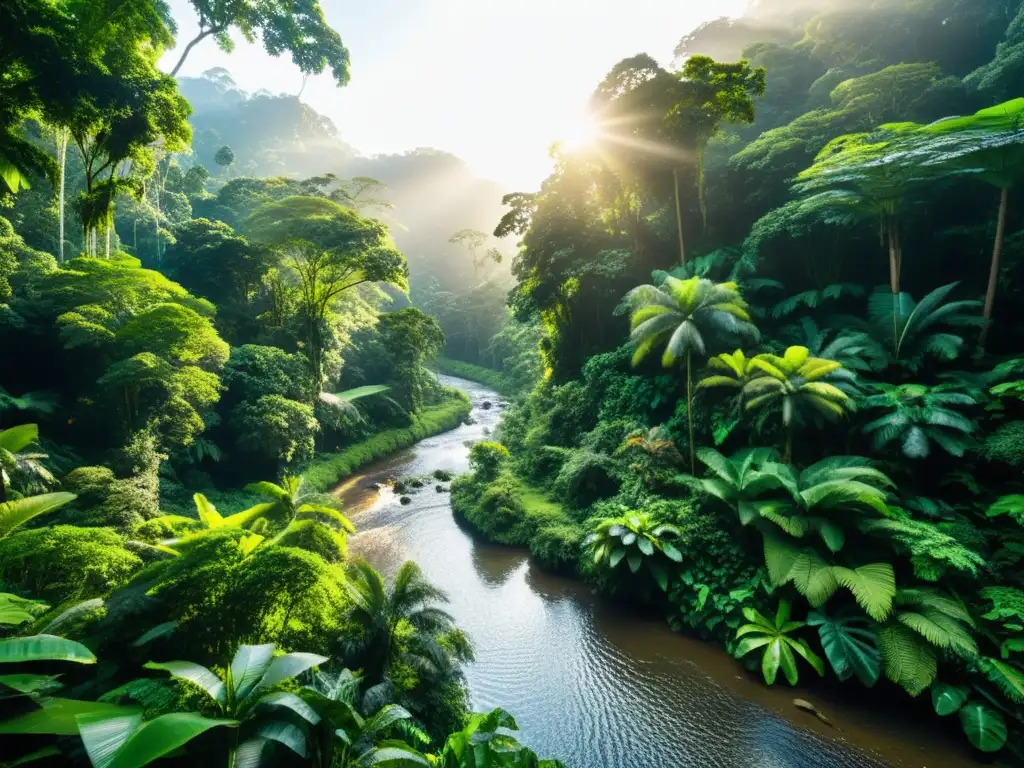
246,475 -> 356,534
741,347 -> 851,462
793,128 -> 941,338
862,383 -> 977,459
622,276 -> 758,472
343,561 -> 472,688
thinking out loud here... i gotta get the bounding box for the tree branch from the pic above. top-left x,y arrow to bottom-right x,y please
169,25 -> 225,76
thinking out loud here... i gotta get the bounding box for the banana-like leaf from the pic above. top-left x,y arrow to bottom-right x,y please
0,492 -> 77,538
255,720 -> 307,757
256,652 -> 330,693
192,493 -> 224,528
807,607 -> 880,686
256,691 -> 320,724
0,699 -> 140,735
0,424 -> 39,452
0,673 -> 62,694
0,634 -> 96,664
230,644 -> 275,703
144,661 -> 225,705
81,712 -> 237,768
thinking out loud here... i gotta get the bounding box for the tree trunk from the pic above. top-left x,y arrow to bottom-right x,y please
673,167 -> 686,267
0,473 -> 7,503
980,186 -> 1010,349
887,218 -> 901,352
686,350 -> 695,475
57,127 -> 68,263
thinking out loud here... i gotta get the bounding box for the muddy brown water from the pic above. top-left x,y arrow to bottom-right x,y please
334,375 -> 979,768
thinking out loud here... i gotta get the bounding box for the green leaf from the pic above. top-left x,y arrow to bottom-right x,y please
256,691 -> 320,724
761,638 -> 781,685
0,492 -> 77,538
878,624 -> 936,696
77,711 -> 144,768
958,703 -> 1007,753
100,713 -> 237,768
0,699 -> 140,735
807,607 -> 880,686
660,541 -> 683,562
144,661 -> 225,705
0,635 -> 96,664
977,657 -> 1024,704
133,622 -> 177,648
256,720 -> 307,757
230,644 -> 275,702
0,673 -> 62,694
931,683 -> 969,716
626,550 -> 642,573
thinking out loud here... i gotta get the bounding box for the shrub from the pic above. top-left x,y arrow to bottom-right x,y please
551,450 -> 620,508
0,526 -> 142,604
433,469 -> 455,481
530,523 -> 585,573
134,515 -> 203,543
274,520 -> 347,563
469,442 -> 511,481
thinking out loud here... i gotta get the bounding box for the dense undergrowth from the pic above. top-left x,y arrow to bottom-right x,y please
436,359 -> 522,398
450,1 -> 1024,760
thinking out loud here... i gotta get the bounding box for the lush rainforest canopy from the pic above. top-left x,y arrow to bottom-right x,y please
1,0 -> 1023,765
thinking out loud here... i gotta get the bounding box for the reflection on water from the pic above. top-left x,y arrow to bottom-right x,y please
336,376 -> 976,768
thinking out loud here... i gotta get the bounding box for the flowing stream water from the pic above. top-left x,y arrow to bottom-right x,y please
335,375 -> 978,768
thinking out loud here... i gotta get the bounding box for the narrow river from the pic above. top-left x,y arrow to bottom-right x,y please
335,376 -> 977,768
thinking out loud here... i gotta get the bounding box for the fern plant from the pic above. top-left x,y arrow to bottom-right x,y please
734,599 -> 825,686
877,588 -> 978,696
771,283 -> 865,319
862,382 -> 977,459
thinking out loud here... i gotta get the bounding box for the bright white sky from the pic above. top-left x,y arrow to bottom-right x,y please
162,0 -> 749,190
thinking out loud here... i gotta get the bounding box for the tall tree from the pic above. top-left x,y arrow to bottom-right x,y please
663,56 -> 765,264
245,196 -> 407,395
169,0 -> 351,85
915,99 -> 1024,347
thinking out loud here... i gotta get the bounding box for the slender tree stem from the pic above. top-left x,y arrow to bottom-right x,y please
673,167 -> 686,267
980,185 -> 1010,348
169,28 -> 220,76
887,219 -> 900,354
686,350 -> 695,475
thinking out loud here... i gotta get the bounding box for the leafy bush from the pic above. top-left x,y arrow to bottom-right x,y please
134,514 -> 203,542
530,523 -> 585,573
551,450 -> 620,508
469,441 -> 511,481
0,526 -> 142,604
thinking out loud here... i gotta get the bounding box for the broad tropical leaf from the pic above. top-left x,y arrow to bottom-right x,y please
0,635 -> 96,665
931,683 -> 969,716
807,607 -> 880,686
958,703 -> 1007,753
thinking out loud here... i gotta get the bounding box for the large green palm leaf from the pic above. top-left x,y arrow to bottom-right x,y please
0,492 -> 76,539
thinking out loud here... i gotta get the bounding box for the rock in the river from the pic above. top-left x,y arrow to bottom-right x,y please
481,401 -> 493,410
399,495 -> 412,505
435,484 -> 448,493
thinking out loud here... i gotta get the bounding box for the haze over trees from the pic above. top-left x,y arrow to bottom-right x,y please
1,0 -> 1024,765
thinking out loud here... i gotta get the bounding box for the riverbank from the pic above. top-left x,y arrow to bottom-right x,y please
304,391 -> 471,492
336,375 -> 980,768
436,358 -> 520,397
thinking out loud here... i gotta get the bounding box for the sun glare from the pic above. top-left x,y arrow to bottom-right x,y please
558,112 -> 599,151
